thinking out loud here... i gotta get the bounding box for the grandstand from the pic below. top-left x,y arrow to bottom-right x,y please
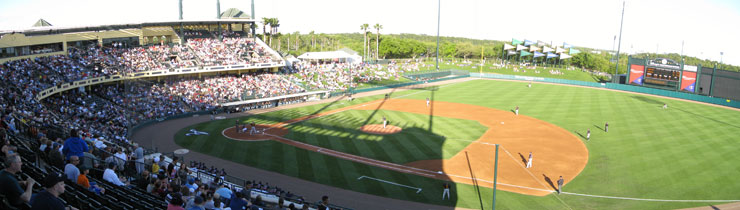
0,18 -> 357,210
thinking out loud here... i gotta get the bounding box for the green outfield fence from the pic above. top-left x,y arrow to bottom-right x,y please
471,73 -> 740,109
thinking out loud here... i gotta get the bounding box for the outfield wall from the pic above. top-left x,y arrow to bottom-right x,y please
471,73 -> 740,109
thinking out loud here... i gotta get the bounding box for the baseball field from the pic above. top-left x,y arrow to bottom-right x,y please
175,78 -> 740,209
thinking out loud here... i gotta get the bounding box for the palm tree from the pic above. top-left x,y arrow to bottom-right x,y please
373,23 -> 382,61
268,18 -> 280,48
309,31 -> 315,49
361,23 -> 369,62
261,17 -> 270,42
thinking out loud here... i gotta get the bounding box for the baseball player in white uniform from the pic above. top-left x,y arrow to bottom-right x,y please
526,152 -> 533,168
383,116 -> 387,128
426,97 -> 430,107
515,106 -> 519,116
586,129 -> 591,141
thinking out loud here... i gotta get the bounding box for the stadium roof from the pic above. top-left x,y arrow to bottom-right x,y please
337,47 -> 358,55
0,19 -> 255,36
220,8 -> 250,19
32,19 -> 53,27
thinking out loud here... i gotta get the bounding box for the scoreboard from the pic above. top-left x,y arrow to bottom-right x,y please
644,67 -> 680,86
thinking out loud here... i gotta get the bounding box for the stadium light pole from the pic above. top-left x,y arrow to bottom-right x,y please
436,0 -> 441,70
613,1 -> 625,83
251,0 -> 256,43
492,144 -> 499,210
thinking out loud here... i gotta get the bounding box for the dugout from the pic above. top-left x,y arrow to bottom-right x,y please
627,57 -> 740,101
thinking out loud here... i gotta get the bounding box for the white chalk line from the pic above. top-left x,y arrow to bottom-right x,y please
357,175 -> 422,193
500,145 -> 574,210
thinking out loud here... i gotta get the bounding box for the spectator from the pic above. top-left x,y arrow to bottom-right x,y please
77,166 -> 104,195
0,154 -> 35,207
187,195 -> 205,210
215,183 -> 232,203
63,129 -> 89,162
134,144 -> 144,174
30,172 -> 76,210
167,192 -> 186,210
103,162 -> 127,186
229,191 -> 250,210
64,155 -> 80,182
152,156 -> 161,173
318,195 -> 329,210
48,143 -> 65,168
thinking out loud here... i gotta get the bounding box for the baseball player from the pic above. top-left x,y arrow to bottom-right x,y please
663,103 -> 668,109
605,122 -> 609,132
235,120 -> 240,133
250,122 -> 257,135
586,129 -> 591,141
526,152 -> 533,168
383,116 -> 387,128
442,182 -> 451,200
528,82 -> 532,88
426,97 -> 430,107
557,176 -> 564,194
515,106 -> 519,116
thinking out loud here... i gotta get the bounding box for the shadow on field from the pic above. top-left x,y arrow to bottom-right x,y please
593,124 -> 605,132
631,95 -> 664,105
542,174 -> 558,191
518,153 -> 528,165
574,131 -> 586,140
672,107 -> 740,129
465,151 -> 485,210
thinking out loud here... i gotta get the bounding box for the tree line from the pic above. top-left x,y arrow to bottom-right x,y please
254,20 -> 737,72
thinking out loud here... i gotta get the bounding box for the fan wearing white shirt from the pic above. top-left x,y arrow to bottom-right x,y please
103,162 -> 127,186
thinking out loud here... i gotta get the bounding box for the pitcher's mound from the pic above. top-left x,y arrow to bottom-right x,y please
360,124 -> 402,135
223,124 -> 290,141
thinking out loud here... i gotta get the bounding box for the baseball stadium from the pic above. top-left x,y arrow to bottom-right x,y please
1,1 -> 739,210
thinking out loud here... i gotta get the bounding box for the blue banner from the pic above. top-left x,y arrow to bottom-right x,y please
524,39 -> 535,46
533,51 -> 545,58
563,42 -> 573,48
546,53 -> 558,58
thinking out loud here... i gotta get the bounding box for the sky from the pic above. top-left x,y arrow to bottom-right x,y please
1,0 -> 739,66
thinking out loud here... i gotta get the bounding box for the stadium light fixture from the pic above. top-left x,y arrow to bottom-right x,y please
614,1 -> 625,83
436,0 -> 441,70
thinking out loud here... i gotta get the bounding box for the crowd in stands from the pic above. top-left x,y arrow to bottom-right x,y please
0,31 -> 353,209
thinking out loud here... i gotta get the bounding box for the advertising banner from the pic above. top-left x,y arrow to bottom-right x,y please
681,71 -> 697,92
629,64 -> 645,85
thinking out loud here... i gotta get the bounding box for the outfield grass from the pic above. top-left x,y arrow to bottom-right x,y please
176,79 -> 740,209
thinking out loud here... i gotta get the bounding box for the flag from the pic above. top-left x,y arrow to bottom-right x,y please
516,45 -> 528,51
507,50 -> 517,55
542,46 -> 554,53
512,39 -> 523,45
520,51 -> 533,57
533,51 -> 545,58
555,47 -> 565,54
559,53 -> 572,59
546,52 -> 558,58
503,44 -> 515,50
569,48 -> 581,54
537,40 -> 547,47
529,46 -> 541,52
524,39 -> 535,46
563,42 -> 573,48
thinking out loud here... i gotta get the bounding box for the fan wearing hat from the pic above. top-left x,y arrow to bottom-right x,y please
29,172 -> 78,210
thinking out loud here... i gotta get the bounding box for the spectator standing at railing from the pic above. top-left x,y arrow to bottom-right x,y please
134,143 -> 144,174
62,129 -> 89,163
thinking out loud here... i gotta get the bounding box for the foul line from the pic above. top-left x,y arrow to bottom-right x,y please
358,176 -> 422,194
500,145 -> 574,210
